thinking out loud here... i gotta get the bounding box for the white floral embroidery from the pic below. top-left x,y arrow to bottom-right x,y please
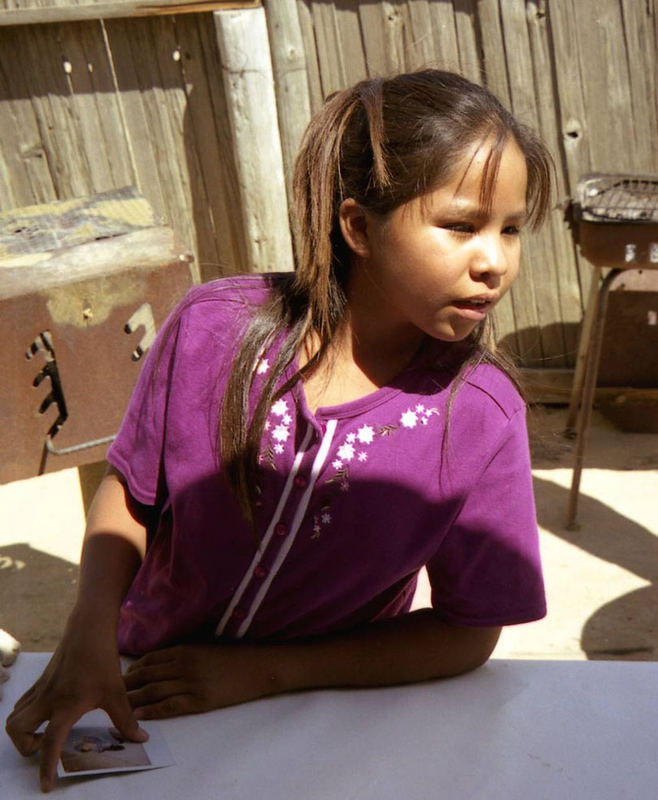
316,403 -> 441,538
337,442 -> 356,461
256,358 -> 270,374
357,424 -> 375,444
271,398 -> 288,417
274,443 -> 284,454
282,414 -> 292,425
401,409 -> 418,428
272,424 -> 290,442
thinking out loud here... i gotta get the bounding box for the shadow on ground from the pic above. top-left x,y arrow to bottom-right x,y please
533,475 -> 657,661
0,543 -> 78,651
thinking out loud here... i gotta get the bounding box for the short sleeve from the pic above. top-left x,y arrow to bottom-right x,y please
106,306 -> 184,507
426,406 -> 546,627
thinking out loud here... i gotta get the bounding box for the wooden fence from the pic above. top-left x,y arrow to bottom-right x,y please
1,0 -> 656,368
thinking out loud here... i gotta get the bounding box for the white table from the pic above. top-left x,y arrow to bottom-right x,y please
1,654 -> 656,798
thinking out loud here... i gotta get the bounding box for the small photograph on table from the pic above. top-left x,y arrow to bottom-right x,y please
57,725 -> 173,777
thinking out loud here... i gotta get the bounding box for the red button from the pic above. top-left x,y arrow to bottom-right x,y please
275,522 -> 287,536
254,565 -> 268,578
294,475 -> 308,488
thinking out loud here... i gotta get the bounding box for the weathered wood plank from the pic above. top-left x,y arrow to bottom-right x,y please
57,21 -> 136,193
569,0 -> 636,171
358,1 -> 403,75
0,28 -> 57,208
20,24 -> 96,199
295,0 -> 324,113
310,0 -> 348,95
452,0 -> 482,82
171,13 -> 249,278
214,6 -> 294,273
102,16 -> 199,281
426,0 -> 460,72
99,18 -> 167,222
525,1 -> 582,366
405,0 -> 440,71
619,0 -> 658,172
0,0 -> 260,27
264,0 -> 313,229
334,0 -> 368,84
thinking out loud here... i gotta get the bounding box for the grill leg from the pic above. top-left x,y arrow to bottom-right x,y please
566,268 -> 620,528
565,266 -> 602,433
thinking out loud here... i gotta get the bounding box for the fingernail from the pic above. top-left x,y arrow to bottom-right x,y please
135,723 -> 149,740
40,778 -> 51,794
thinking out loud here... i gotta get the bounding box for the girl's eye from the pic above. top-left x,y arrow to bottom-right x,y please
503,225 -> 522,236
443,222 -> 474,234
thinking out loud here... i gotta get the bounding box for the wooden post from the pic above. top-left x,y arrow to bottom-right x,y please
263,0 -> 312,205
214,6 -> 294,273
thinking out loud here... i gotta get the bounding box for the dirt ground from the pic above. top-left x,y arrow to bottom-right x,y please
1,405 -> 656,660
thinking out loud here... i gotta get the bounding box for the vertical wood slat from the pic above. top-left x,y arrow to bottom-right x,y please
214,6 -> 294,273
264,0 -> 312,205
524,1 -> 582,364
309,0 -> 348,96
295,0 -> 324,113
426,0 -> 461,72
102,17 -> 200,282
452,0 -> 482,82
0,28 -> 57,208
619,0 -> 658,172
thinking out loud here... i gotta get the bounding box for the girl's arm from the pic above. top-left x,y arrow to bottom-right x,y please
123,612 -> 501,718
5,466 -> 149,794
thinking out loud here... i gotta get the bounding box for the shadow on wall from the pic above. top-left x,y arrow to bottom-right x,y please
532,475 -> 657,661
498,323 -> 579,371
0,543 -> 79,652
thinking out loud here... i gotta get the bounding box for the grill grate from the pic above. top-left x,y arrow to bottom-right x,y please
574,173 -> 658,224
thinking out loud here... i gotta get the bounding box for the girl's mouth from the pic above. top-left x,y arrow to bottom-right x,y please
451,298 -> 495,321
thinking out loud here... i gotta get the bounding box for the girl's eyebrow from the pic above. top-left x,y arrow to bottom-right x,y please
440,201 -> 529,223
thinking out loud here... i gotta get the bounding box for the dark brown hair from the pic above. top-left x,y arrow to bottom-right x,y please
221,69 -> 553,523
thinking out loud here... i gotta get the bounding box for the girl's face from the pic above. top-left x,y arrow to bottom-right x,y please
345,136 -> 529,350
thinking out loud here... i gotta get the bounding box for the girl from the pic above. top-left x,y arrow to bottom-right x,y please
7,69 -> 551,793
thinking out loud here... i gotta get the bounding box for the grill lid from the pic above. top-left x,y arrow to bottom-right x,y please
573,173 -> 658,224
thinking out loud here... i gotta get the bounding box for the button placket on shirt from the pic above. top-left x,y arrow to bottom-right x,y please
218,419 -> 332,639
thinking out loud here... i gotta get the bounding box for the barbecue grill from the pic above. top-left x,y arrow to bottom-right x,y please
565,173 -> 658,527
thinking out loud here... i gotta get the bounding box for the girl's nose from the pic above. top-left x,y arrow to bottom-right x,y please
470,235 -> 507,280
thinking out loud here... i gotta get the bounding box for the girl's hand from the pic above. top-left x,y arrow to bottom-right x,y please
124,644 -> 279,719
5,616 -> 148,794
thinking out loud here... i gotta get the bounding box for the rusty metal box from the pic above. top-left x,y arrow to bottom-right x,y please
0,224 -> 195,483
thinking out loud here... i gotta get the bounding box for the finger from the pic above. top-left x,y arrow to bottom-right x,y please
133,693 -> 198,720
104,688 -> 149,744
5,700 -> 49,757
127,679 -> 187,711
39,712 -> 81,793
124,648 -> 179,673
11,683 -> 40,713
123,661 -> 180,690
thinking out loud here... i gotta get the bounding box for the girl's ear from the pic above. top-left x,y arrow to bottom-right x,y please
338,198 -> 371,258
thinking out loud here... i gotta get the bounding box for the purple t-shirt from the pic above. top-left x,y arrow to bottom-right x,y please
108,275 -> 546,655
